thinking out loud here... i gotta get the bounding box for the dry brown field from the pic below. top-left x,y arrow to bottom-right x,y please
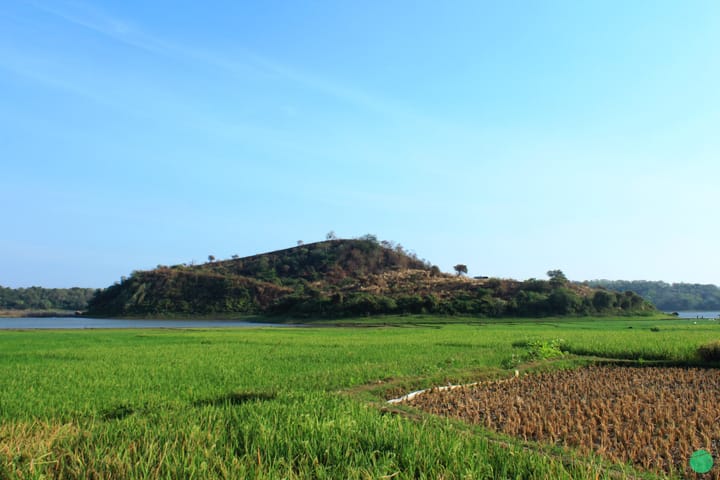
404,366 -> 720,478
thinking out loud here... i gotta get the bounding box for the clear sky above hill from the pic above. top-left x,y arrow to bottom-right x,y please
2,1 -> 719,288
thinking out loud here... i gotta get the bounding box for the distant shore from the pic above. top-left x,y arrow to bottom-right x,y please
0,309 -> 79,318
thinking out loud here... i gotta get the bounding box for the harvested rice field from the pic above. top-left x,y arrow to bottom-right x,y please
404,366 -> 720,478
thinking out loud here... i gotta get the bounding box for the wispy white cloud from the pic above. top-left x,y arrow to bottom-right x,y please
24,0 -> 435,126
25,0 -> 170,56
8,0 -> 483,182
0,48 -> 119,109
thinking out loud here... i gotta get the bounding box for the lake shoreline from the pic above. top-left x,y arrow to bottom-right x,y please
0,312 -> 686,330
0,309 -> 79,318
0,316 -> 301,330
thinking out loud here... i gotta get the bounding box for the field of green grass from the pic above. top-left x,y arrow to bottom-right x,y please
0,315 -> 717,479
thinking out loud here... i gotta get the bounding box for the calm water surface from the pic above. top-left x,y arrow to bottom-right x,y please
673,311 -> 720,319
0,317 -> 296,329
4,313 -> 719,329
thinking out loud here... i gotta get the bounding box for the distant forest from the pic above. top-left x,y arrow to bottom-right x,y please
0,286 -> 97,311
584,280 -> 720,311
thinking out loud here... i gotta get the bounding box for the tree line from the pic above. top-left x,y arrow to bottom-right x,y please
0,285 -> 97,311
583,280 -> 720,311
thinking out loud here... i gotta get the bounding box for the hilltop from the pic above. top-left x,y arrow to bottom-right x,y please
87,237 -> 655,318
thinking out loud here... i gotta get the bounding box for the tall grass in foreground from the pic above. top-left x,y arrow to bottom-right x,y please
1,392 -> 611,479
0,317 -> 717,478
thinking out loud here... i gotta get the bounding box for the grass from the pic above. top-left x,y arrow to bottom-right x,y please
0,316 -> 718,478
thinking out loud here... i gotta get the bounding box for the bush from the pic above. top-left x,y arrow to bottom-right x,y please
527,339 -> 567,360
507,338 -> 567,368
697,341 -> 720,362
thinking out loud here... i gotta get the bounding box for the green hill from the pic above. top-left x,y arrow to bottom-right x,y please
87,238 -> 655,318
584,279 -> 720,311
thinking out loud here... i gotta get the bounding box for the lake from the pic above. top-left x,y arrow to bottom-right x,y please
672,311 -> 720,319
3,313 -> 718,329
0,317 -> 297,330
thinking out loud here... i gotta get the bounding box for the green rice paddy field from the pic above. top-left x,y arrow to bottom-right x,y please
0,316 -> 717,479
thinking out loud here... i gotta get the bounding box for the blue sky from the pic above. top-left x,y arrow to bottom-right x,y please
2,0 -> 720,288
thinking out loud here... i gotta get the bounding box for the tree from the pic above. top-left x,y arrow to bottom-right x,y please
454,264 -> 468,276
326,231 -> 337,240
547,269 -> 568,287
359,234 -> 378,244
208,255 -> 216,263
592,290 -> 616,311
548,288 -> 582,314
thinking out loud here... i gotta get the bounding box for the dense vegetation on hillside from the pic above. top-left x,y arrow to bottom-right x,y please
0,286 -> 96,311
87,237 -> 654,318
584,280 -> 720,311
